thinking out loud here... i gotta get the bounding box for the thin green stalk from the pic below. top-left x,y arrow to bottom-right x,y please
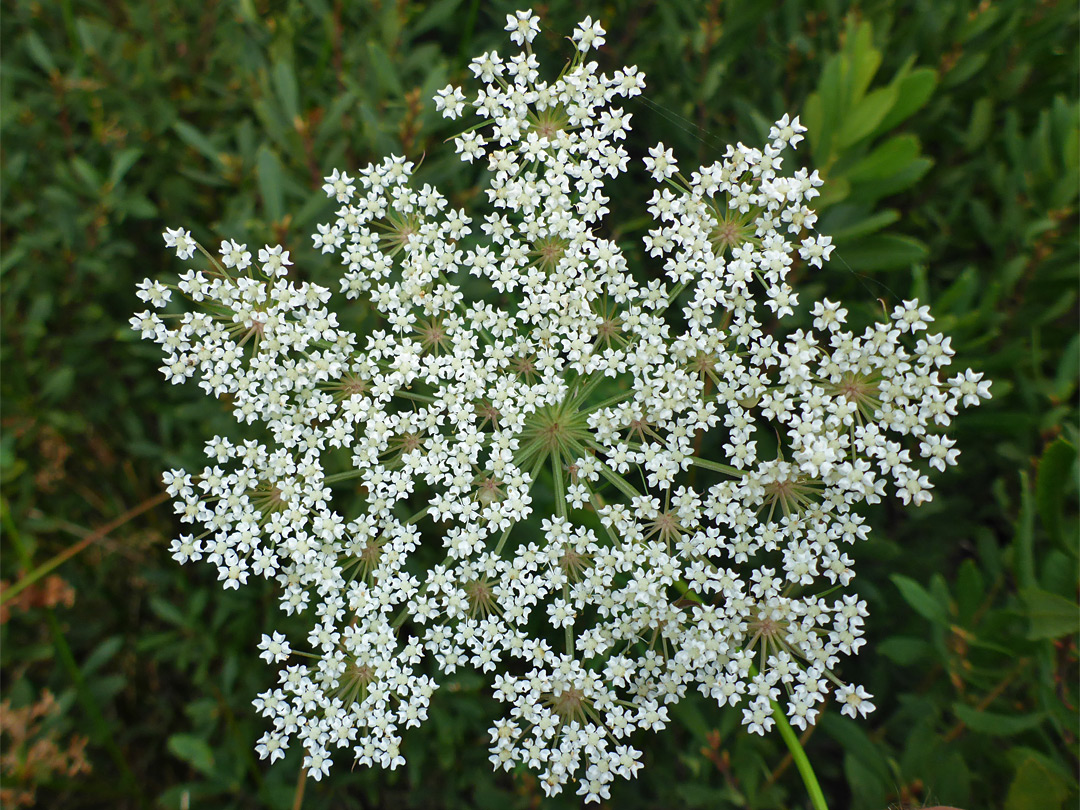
747,663 -> 829,810
772,701 -> 829,810
1,491 -> 170,606
3,501 -> 143,802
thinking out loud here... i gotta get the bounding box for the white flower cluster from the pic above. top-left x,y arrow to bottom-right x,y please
134,10 -> 991,802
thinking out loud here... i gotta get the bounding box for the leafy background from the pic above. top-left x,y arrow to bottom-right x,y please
2,0 -> 1077,808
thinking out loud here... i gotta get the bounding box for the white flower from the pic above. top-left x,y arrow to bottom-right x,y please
434,84 -> 467,119
644,142 -> 678,182
258,244 -> 293,277
836,684 -> 876,718
163,226 -> 197,259
572,16 -> 606,52
259,631 -> 292,663
505,9 -> 540,45
137,10 -> 989,802
322,169 -> 356,203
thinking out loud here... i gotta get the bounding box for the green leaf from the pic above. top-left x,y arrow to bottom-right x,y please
955,558 -> 985,624
108,148 -> 143,187
172,121 -> 224,167
891,573 -> 947,625
878,636 -> 932,665
409,0 -> 464,39
367,40 -> 403,96
844,134 -> 921,184
1015,471 -> 1036,591
801,92 -> 825,156
82,636 -> 123,677
844,21 -> 881,104
1019,588 -> 1080,640
1036,438 -> 1076,544
829,209 -> 900,242
965,97 -> 995,151
149,596 -> 185,626
837,85 -> 897,148
953,703 -> 1045,736
836,233 -> 929,272
271,59 -> 300,123
875,68 -> 938,134
167,733 -> 215,776
256,145 -> 286,223
21,31 -> 57,74
1005,757 -> 1072,810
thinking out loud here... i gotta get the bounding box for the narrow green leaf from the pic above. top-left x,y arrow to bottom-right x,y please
368,40 -> 404,96
955,558 -> 985,624
272,59 -> 300,123
172,121 -> 224,167
953,703 -> 1045,736
108,148 -> 143,187
22,31 -> 57,74
256,145 -> 286,223
149,595 -> 185,626
1035,438 -> 1076,544
1015,471 -> 1036,590
409,0 -> 464,39
878,636 -> 932,665
891,573 -> 947,625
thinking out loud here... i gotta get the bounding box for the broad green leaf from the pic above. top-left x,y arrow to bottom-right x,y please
953,703 -> 1045,736
1019,588 -> 1080,640
838,85 -> 897,148
852,156 -> 933,201
844,134 -> 921,184
891,573 -> 947,625
837,233 -> 928,272
875,68 -> 938,134
1005,757 -> 1071,810
829,209 -> 900,242
845,21 -> 880,104
167,733 -> 215,776
801,93 -> 825,155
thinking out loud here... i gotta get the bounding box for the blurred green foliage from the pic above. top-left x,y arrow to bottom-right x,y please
1,0 -> 1077,808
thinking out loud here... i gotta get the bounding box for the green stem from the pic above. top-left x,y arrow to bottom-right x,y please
323,468 -> 365,484
687,455 -> 746,477
0,492 -> 168,606
773,703 -> 828,810
747,663 -> 829,810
